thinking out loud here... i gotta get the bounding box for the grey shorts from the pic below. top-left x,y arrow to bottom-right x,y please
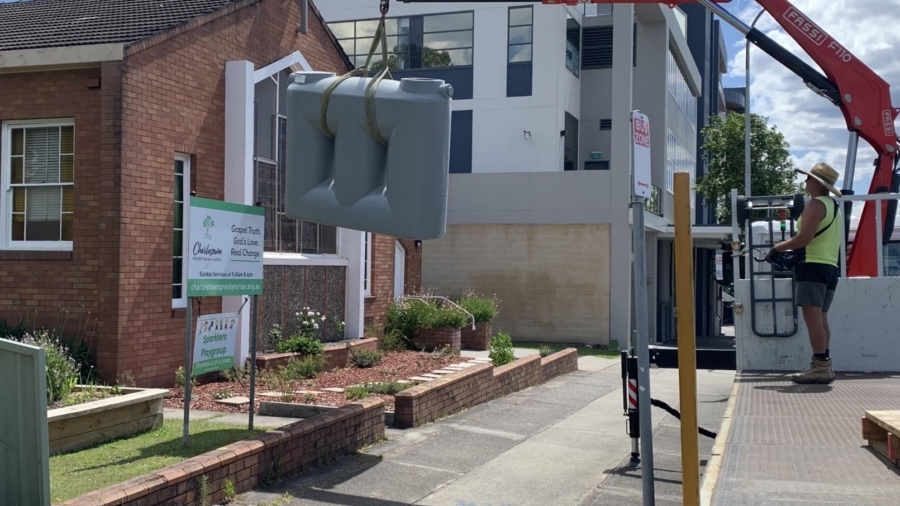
793,262 -> 839,312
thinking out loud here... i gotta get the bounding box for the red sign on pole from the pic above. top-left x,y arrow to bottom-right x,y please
632,111 -> 652,198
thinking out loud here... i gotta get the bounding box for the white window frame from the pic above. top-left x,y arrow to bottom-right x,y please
363,232 -> 372,296
1,118 -> 76,251
173,154 -> 191,309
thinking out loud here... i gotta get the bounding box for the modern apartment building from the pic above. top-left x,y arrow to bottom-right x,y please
318,1 -> 731,347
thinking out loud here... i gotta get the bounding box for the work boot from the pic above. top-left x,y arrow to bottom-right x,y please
791,356 -> 833,384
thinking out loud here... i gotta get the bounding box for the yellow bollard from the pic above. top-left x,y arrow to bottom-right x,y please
674,172 -> 700,506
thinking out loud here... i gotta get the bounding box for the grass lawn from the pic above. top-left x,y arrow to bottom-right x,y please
50,418 -> 271,503
514,342 -> 622,359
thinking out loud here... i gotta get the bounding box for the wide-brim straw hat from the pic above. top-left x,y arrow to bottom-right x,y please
796,163 -> 842,197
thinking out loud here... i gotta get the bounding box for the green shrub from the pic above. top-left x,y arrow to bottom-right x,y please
379,327 -> 409,352
384,299 -> 469,348
275,334 -> 324,356
345,386 -> 369,400
489,332 -> 516,367
282,355 -> 326,380
0,315 -> 27,340
22,330 -> 79,405
539,345 -> 553,357
428,307 -> 468,329
362,380 -> 410,395
174,366 -> 197,389
457,293 -> 499,323
351,349 -> 384,368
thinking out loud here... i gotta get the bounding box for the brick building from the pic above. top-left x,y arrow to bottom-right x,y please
0,0 -> 421,387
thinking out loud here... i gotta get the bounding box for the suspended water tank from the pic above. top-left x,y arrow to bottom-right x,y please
284,71 -> 453,239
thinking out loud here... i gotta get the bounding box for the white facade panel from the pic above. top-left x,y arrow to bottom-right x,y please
472,106 -> 561,173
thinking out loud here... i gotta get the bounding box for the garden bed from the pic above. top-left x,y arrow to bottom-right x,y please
164,349 -> 470,414
48,386 -> 170,455
255,337 -> 379,371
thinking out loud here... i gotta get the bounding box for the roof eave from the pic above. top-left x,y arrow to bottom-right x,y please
0,43 -> 124,74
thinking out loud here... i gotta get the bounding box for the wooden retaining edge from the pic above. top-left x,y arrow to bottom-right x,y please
700,372 -> 741,506
47,387 -> 170,422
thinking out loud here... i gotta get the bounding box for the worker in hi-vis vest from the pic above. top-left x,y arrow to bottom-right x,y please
766,163 -> 844,384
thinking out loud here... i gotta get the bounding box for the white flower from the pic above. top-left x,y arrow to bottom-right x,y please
303,320 -> 309,326
321,316 -> 327,321
314,323 -> 319,329
316,312 -> 321,316
295,312 -> 300,316
308,311 -> 314,316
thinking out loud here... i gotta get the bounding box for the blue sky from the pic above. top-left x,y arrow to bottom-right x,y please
710,0 -> 900,219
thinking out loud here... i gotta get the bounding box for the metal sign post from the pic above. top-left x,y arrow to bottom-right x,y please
183,197 -> 265,446
631,110 -> 655,505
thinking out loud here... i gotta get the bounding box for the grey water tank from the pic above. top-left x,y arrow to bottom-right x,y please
284,71 -> 453,239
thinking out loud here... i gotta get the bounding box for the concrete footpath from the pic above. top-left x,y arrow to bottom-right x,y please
231,351 -> 735,506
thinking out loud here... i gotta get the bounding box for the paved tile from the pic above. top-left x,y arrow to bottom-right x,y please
216,396 -> 250,406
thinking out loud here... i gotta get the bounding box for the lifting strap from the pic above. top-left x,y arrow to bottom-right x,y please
319,7 -> 392,147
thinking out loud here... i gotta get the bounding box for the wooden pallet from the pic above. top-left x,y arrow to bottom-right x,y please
862,410 -> 900,466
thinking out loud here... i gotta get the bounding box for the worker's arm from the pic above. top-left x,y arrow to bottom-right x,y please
774,199 -> 826,252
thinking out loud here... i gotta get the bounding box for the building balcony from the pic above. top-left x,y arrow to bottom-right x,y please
724,87 -> 746,113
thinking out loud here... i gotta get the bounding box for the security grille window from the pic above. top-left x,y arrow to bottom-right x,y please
254,73 -> 337,255
581,25 -> 636,70
173,155 -> 190,307
665,129 -> 695,194
600,119 -> 612,131
329,12 -> 473,70
2,120 -> 74,250
667,45 -> 698,130
508,6 -> 532,63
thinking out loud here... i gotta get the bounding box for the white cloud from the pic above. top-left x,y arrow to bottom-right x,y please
722,0 -> 900,196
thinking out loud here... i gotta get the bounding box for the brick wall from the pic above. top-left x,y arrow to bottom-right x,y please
399,239 -> 422,294
110,0 -> 349,386
59,397 -> 385,506
422,224 -> 612,345
364,233 -> 396,331
461,322 -> 492,351
0,68 -> 121,369
412,327 -> 461,352
364,235 -> 423,333
394,348 -> 579,428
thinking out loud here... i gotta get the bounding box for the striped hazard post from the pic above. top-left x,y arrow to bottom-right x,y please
626,354 -> 641,467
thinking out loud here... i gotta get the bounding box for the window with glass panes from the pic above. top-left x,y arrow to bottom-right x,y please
328,11 -> 473,70
508,6 -> 533,63
254,71 -> 337,255
2,121 -> 74,249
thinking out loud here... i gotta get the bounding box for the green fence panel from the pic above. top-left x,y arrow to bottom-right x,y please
0,338 -> 50,506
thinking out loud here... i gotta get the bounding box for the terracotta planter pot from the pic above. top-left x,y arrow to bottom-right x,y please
461,322 -> 492,351
413,327 -> 461,352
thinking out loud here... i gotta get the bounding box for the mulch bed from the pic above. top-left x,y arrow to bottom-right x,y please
163,350 -> 472,414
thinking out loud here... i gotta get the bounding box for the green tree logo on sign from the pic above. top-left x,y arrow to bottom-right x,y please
203,215 -> 215,239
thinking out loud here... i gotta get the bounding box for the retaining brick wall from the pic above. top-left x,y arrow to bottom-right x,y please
460,322 -> 492,351
413,328 -> 461,352
254,338 -> 380,371
393,348 -> 579,428
59,398 -> 385,506
541,346 -> 580,383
